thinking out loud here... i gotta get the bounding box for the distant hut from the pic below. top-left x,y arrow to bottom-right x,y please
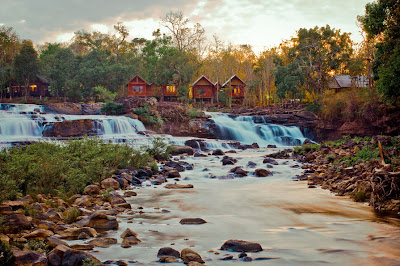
191,75 -> 217,103
328,75 -> 370,92
125,74 -> 156,97
9,75 -> 50,98
222,75 -> 246,104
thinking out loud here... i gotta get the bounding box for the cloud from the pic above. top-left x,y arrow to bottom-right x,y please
0,0 -> 195,42
1,0 -> 370,51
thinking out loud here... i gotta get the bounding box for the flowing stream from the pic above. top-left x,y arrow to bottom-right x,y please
206,112 -> 310,146
0,104 -> 399,265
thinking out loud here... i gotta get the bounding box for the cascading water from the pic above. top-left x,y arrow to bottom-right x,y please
207,112 -> 311,146
0,104 -> 146,143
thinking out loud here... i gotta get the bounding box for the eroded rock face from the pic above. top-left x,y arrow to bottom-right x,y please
220,239 -> 263,252
43,119 -> 102,138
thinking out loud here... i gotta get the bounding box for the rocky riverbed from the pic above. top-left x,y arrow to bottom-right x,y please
3,146 -> 400,265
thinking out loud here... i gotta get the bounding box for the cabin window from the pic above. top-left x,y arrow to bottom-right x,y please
132,86 -> 143,92
234,88 -> 240,94
30,85 -> 37,92
167,86 -> 176,93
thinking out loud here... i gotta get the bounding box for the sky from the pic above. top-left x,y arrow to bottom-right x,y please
0,0 -> 370,54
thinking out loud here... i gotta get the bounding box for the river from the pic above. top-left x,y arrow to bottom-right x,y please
1,104 -> 400,265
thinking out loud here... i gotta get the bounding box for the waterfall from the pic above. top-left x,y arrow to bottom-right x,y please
0,104 -> 146,142
207,112 -> 311,146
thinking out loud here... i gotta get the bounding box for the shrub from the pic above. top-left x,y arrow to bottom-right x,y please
0,139 -> 155,203
101,102 -> 126,115
143,136 -> 174,160
186,108 -> 203,119
134,104 -> 163,126
91,86 -> 117,102
62,207 -> 80,224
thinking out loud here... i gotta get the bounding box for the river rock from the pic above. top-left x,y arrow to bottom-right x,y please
247,161 -> 257,168
180,218 -> 207,224
83,184 -> 100,195
47,253 -> 61,266
108,191 -> 127,205
47,236 -> 70,248
171,145 -> 194,156
122,235 -> 141,245
85,211 -> 119,230
101,178 -> 120,190
222,158 -> 236,165
3,213 -> 31,232
184,139 -> 207,150
88,238 -> 117,248
124,191 -> 137,197
23,229 -> 54,240
255,169 -> 273,177
157,247 -> 180,258
194,152 -> 208,157
212,149 -> 225,156
73,195 -> 92,207
60,227 -> 97,240
165,161 -> 193,171
230,167 -> 248,177
263,158 -> 279,165
13,250 -> 47,266
220,239 -> 263,252
159,256 -> 179,263
165,183 -> 194,189
181,248 -> 204,264
163,167 -> 181,178
121,228 -> 138,238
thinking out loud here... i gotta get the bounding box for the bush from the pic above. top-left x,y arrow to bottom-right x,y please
101,102 -> 126,115
294,144 -> 321,155
143,136 -> 174,160
62,207 -> 80,224
91,86 -> 117,102
134,104 -> 163,126
186,108 -> 203,119
0,139 -> 155,203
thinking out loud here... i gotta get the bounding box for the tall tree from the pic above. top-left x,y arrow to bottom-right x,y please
161,11 -> 206,52
13,41 -> 39,100
289,25 -> 353,98
358,0 -> 400,104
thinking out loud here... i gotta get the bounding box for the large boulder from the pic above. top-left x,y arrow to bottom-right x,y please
255,169 -> 273,177
43,119 -> 102,138
101,178 -> 120,190
220,239 -> 263,252
86,212 -> 119,230
83,184 -> 100,195
157,247 -> 180,258
23,229 -> 54,240
181,248 -> 204,264
170,145 -> 194,156
60,227 -> 97,240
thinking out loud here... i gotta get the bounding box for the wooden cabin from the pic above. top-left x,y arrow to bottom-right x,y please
222,75 -> 246,103
125,75 -> 154,97
192,75 -> 217,103
9,75 -> 50,98
161,83 -> 179,101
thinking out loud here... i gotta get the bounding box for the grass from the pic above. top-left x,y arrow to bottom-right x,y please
294,144 -> 321,155
62,207 -> 80,224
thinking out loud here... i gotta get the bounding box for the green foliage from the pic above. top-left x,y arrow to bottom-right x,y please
26,240 -> 50,253
350,189 -> 370,202
294,144 -> 321,155
82,257 -> 102,266
134,104 -> 163,126
91,86 -> 117,102
325,154 -> 336,163
186,108 -> 202,119
143,136 -> 173,160
274,62 -> 303,99
0,139 -> 155,203
101,102 -> 126,115
305,103 -> 322,112
0,241 -> 15,266
62,207 -> 80,224
13,41 -> 39,92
